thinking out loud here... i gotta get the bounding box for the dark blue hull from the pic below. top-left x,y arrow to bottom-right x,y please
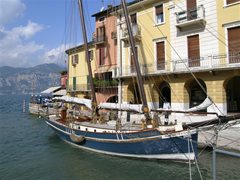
46,119 -> 198,160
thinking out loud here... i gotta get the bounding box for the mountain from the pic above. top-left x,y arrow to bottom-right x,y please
0,63 -> 65,95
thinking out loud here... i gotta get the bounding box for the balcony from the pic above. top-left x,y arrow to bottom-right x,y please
115,62 -> 171,78
93,78 -> 118,89
121,24 -> 141,42
172,53 -> 240,72
175,5 -> 206,31
92,35 -> 106,45
115,53 -> 240,78
68,84 -> 90,92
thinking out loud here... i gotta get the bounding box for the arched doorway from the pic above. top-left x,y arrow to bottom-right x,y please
226,76 -> 240,113
107,95 -> 118,103
128,82 -> 142,104
187,79 -> 207,109
159,82 -> 171,108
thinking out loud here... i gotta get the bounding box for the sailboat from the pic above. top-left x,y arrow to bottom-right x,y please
45,0 -> 239,161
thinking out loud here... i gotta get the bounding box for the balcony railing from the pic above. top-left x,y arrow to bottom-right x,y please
92,35 -> 106,45
68,84 -> 90,92
114,53 -> 240,78
121,24 -> 141,41
176,5 -> 205,30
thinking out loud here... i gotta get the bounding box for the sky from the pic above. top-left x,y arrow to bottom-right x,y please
0,0 -> 123,68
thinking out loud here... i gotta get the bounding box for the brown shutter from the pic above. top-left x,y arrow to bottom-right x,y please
156,5 -> 163,15
156,42 -> 165,70
227,0 -> 240,5
188,35 -> 200,67
187,0 -> 196,10
228,26 -> 240,63
99,47 -> 105,65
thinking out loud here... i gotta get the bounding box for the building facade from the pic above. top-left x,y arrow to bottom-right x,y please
65,0 -> 240,115
116,0 -> 240,115
66,42 -> 96,99
92,7 -> 118,104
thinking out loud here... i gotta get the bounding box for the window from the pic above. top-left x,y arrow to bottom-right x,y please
226,0 -> 240,5
72,54 -> 78,66
99,46 -> 105,65
130,13 -> 137,25
98,16 -> 105,22
228,26 -> 240,63
188,35 -> 200,67
156,41 -> 165,70
130,47 -> 138,73
88,50 -> 93,61
187,0 -> 197,20
96,26 -> 105,42
155,4 -> 164,24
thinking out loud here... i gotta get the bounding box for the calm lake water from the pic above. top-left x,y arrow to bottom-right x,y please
0,95 -> 240,180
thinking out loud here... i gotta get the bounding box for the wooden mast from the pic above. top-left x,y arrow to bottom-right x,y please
77,0 -> 98,116
120,0 -> 151,122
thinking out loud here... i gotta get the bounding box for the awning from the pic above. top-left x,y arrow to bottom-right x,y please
41,86 -> 61,94
53,89 -> 67,96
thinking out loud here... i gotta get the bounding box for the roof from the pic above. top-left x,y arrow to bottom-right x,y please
52,89 -> 67,96
41,86 -> 61,94
91,0 -> 143,17
65,41 -> 94,55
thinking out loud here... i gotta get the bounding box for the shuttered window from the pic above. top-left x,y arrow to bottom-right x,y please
188,35 -> 200,67
228,26 -> 240,63
73,77 -> 76,91
99,46 -> 105,65
97,26 -> 105,42
155,4 -> 164,24
156,41 -> 165,70
130,13 -> 137,24
187,0 -> 197,20
130,47 -> 138,73
227,0 -> 240,5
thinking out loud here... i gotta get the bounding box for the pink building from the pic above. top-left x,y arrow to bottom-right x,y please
60,70 -> 68,89
92,6 -> 118,104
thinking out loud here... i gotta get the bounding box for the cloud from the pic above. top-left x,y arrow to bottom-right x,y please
42,44 -> 70,67
0,21 -> 45,67
0,0 -> 26,25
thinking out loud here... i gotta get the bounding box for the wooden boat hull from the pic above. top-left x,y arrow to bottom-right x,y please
46,119 -> 198,160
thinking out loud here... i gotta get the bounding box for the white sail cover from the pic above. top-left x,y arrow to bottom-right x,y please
53,96 -> 92,109
99,103 -> 143,113
186,97 -> 212,112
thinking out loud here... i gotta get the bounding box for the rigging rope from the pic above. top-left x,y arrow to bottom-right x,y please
137,1 -> 224,116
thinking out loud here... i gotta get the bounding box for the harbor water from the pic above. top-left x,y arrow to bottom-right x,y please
0,95 -> 240,180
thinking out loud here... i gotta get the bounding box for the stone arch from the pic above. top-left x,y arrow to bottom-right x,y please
127,82 -> 142,104
224,76 -> 240,113
157,81 -> 171,108
185,78 -> 207,110
106,95 -> 118,103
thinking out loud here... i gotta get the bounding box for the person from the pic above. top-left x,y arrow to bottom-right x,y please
164,111 -> 169,125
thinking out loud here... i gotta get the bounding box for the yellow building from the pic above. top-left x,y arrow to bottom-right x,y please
116,0 -> 240,115
65,42 -> 96,99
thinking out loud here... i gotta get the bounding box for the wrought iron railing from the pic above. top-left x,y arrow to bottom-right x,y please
176,5 -> 205,24
115,53 -> 240,77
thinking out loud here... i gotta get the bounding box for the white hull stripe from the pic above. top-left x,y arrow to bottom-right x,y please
46,121 -> 196,143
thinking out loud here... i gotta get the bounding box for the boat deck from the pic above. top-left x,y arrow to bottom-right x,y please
76,121 -> 143,131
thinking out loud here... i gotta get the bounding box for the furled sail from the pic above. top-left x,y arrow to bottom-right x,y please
186,97 -> 212,112
53,96 -> 92,110
98,102 -> 143,113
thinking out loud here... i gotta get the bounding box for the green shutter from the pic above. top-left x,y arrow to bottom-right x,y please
73,77 -> 76,91
66,79 -> 69,90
